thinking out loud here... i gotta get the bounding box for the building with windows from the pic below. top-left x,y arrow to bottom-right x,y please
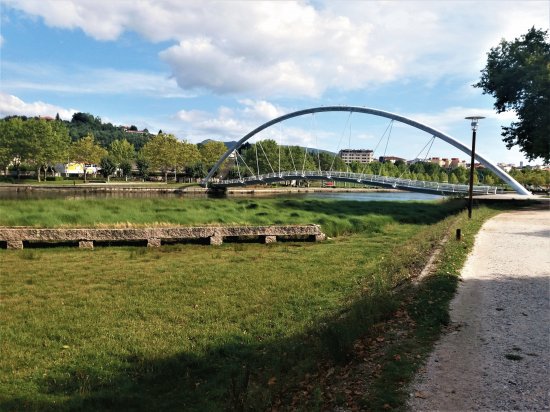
379,156 -> 406,164
338,149 -> 374,164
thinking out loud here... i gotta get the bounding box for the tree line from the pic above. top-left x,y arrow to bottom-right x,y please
0,114 -> 227,182
0,115 -> 547,188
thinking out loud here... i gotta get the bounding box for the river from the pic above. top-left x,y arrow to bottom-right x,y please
0,188 -> 443,202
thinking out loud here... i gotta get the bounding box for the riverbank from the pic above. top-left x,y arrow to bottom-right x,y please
0,182 -> 399,195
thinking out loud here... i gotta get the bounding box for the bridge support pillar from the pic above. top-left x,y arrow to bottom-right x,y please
210,235 -> 223,246
314,234 -> 326,242
147,238 -> 161,247
79,240 -> 94,249
264,235 -> 277,244
7,240 -> 23,249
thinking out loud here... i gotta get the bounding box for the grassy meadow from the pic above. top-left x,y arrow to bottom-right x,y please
0,197 -> 459,237
0,197 -> 509,410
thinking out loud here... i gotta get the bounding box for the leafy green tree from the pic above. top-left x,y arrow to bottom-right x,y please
24,119 -> 70,181
69,135 -> 108,182
484,175 -> 495,185
475,27 -> 550,162
135,156 -> 149,180
185,162 -> 208,179
177,141 -> 201,174
100,156 -> 117,182
199,141 -> 227,168
139,133 -> 179,182
109,139 -> 135,165
449,173 -> 459,184
0,117 -> 24,176
119,160 -> 133,180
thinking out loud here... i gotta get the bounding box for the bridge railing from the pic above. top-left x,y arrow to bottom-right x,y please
211,170 -> 498,194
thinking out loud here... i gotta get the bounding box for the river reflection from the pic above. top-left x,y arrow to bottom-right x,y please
0,188 -> 443,202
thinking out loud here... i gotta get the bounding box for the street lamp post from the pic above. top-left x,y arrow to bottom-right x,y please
465,116 -> 485,219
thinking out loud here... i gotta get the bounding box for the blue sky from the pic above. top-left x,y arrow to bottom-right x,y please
1,0 -> 548,165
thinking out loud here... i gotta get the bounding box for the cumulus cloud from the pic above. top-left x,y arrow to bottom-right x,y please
5,0 -> 547,98
0,93 -> 77,119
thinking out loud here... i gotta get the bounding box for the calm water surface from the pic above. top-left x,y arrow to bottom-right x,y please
0,190 -> 443,202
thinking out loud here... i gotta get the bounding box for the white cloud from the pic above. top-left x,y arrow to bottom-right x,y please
5,1 -> 547,97
175,109 -> 209,123
239,99 -> 287,121
1,62 -> 190,98
406,106 -> 518,134
0,35 -> 4,47
0,93 -> 77,119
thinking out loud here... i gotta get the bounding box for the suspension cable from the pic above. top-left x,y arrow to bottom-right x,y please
396,135 -> 436,180
378,120 -> 394,177
359,119 -> 394,178
330,111 -> 352,173
258,140 -> 276,174
235,149 -> 256,178
301,145 -> 308,175
255,142 -> 260,176
277,123 -> 282,175
311,113 -> 321,172
235,152 -> 242,180
288,145 -> 298,173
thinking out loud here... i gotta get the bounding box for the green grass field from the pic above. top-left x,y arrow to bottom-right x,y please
0,198 -> 509,410
0,197 -> 460,237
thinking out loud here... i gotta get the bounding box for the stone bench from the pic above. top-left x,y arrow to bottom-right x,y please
0,225 -> 326,249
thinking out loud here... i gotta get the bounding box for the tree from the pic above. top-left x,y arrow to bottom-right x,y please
139,133 -> 179,182
199,141 -> 227,168
0,117 -> 24,176
185,162 -> 208,179
69,135 -> 108,182
135,156 -> 149,180
100,156 -> 117,182
29,119 -> 70,181
109,139 -> 135,165
475,27 -> 550,162
119,160 -> 133,180
177,141 -> 201,174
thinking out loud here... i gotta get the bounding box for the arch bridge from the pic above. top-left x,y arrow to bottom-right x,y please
202,106 -> 530,196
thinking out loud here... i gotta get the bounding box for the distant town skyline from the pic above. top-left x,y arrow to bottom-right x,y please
1,0 -> 548,166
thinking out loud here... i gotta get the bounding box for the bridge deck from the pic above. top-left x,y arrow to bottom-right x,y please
205,171 -> 498,196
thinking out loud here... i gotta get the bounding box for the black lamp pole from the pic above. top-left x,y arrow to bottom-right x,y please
465,116 -> 485,219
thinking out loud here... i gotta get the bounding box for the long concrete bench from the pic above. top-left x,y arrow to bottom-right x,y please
0,225 -> 326,249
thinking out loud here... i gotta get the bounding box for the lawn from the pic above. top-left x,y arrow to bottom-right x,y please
0,197 -> 504,410
0,197 -> 460,237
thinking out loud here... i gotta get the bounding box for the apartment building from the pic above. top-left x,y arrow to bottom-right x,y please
338,149 -> 374,164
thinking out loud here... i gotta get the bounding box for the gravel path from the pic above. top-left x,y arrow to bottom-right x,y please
408,208 -> 550,411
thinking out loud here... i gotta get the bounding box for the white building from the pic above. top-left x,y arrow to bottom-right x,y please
338,149 -> 374,164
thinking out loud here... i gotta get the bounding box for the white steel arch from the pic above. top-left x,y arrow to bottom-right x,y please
203,106 -> 530,195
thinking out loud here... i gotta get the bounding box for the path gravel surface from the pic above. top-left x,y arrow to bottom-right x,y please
408,208 -> 550,411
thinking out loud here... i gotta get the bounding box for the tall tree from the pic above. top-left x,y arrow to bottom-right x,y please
69,135 -> 108,182
177,141 -> 201,178
99,156 -> 117,182
139,133 -> 179,182
198,141 -> 227,168
475,27 -> 550,162
0,117 -> 24,176
109,139 -> 135,165
26,119 -> 70,181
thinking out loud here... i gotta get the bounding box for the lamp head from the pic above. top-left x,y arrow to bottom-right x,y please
465,116 -> 485,131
